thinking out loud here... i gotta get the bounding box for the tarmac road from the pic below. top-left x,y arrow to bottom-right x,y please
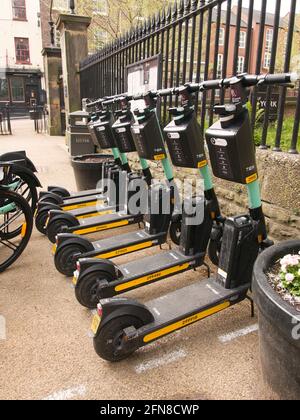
0,120 -> 277,400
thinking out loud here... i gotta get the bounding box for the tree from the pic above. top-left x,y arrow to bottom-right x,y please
74,0 -> 170,52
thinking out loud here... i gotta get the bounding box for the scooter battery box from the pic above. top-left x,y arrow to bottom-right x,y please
164,114 -> 207,169
93,118 -> 117,149
144,183 -> 172,234
126,173 -> 148,216
106,169 -> 128,209
131,113 -> 166,161
217,215 -> 259,289
112,119 -> 136,153
205,111 -> 258,185
179,196 -> 213,256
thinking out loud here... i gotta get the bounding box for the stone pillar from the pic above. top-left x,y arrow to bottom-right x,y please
56,14 -> 91,128
42,47 -> 62,136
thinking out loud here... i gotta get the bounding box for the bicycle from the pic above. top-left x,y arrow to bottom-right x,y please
0,161 -> 33,272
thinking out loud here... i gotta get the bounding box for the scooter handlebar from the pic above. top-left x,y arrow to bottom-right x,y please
259,72 -> 299,85
86,99 -> 103,108
157,88 -> 175,97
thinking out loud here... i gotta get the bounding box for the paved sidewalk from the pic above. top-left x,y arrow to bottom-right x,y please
0,120 -> 277,400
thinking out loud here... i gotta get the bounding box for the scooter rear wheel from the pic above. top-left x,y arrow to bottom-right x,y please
47,219 -> 74,243
94,315 -> 143,362
169,220 -> 181,245
54,243 -> 88,276
35,209 -> 48,234
75,271 -> 114,309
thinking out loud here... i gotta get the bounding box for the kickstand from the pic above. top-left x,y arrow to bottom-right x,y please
246,295 -> 255,318
202,262 -> 210,278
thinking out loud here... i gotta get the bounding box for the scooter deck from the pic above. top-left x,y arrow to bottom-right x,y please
69,204 -> 117,218
119,250 -> 199,279
64,187 -> 104,200
62,193 -> 105,207
89,230 -> 165,258
72,212 -> 143,235
146,279 -> 249,326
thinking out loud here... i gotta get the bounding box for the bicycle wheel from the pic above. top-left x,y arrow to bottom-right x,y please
0,189 -> 33,272
2,170 -> 37,240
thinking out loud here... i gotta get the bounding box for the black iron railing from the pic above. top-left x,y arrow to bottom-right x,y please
79,0 -> 300,153
29,105 -> 48,134
0,105 -> 12,135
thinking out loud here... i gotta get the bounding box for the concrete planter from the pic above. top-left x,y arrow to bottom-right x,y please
253,240 -> 300,400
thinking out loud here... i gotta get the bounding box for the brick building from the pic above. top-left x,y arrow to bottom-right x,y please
0,0 -> 45,116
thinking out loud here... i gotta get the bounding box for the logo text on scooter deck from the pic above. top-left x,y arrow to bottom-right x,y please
73,220 -> 129,235
143,301 -> 231,343
114,263 -> 190,292
97,241 -> 154,259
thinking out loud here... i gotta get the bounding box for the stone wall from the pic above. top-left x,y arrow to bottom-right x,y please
126,148 -> 300,242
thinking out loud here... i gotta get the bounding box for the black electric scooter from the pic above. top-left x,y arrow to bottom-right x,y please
40,95 -> 153,242
90,72 -> 297,361
45,91 -> 176,244
52,90 -> 183,276
73,84 -> 221,309
35,98 -> 133,234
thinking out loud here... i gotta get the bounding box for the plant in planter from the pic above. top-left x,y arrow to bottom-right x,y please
253,240 -> 300,400
268,252 -> 300,311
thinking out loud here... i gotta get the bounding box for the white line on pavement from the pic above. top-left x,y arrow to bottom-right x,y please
218,324 -> 259,344
43,384 -> 87,400
0,315 -> 6,340
134,349 -> 187,374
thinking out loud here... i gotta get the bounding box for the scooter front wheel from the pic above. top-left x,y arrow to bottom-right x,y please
54,243 -> 89,276
94,315 -> 143,362
75,271 -> 114,309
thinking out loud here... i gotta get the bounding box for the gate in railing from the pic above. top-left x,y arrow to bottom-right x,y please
80,0 -> 300,153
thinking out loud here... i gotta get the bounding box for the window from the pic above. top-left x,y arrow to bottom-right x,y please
94,30 -> 107,50
55,27 -> 61,48
239,31 -> 246,48
53,0 -> 68,11
265,28 -> 273,53
10,77 -> 25,102
263,52 -> 271,69
283,33 -> 288,57
15,37 -> 30,64
217,54 -> 223,78
93,0 -> 108,15
219,28 -> 225,46
237,56 -> 245,73
0,78 -> 9,102
12,0 -> 27,20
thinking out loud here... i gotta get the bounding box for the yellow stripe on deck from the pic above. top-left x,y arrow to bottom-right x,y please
115,262 -> 190,292
143,301 -> 230,343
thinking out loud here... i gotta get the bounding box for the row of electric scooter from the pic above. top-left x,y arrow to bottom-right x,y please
34,72 -> 298,362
